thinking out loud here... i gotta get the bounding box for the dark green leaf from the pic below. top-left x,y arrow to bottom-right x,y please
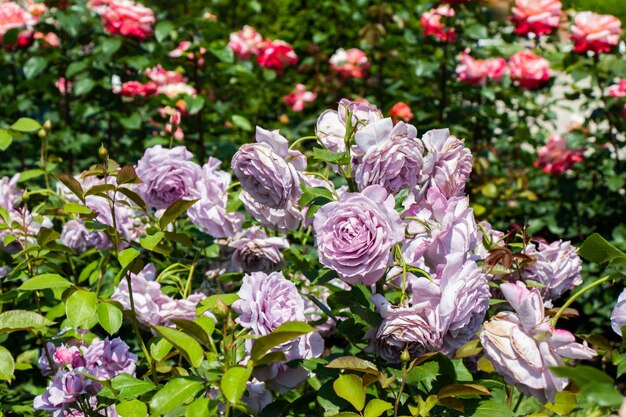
159,199 -> 198,229
149,377 -> 203,415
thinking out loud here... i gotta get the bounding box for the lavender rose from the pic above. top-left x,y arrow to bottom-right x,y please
421,129 -> 472,198
135,145 -> 202,209
523,240 -> 582,302
480,282 -> 596,403
83,337 -> 137,380
313,185 -> 404,285
229,227 -> 289,273
352,118 -> 424,195
0,174 -> 21,212
611,289 -> 626,336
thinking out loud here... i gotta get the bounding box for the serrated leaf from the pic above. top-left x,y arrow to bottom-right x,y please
250,321 -> 313,361
221,366 -> 251,404
159,199 -> 198,229
150,377 -> 203,415
11,118 -> 41,132
0,310 -> 54,334
98,302 -> 123,335
333,374 -> 365,411
154,326 -> 203,368
19,273 -> 72,291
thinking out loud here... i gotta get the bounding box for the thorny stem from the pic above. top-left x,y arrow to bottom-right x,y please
551,275 -> 612,326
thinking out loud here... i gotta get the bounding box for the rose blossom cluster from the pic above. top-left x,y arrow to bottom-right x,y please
34,337 -> 136,416
329,48 -> 370,79
88,0 -> 155,40
534,134 -> 585,175
114,65 -> 196,99
421,4 -> 456,42
455,49 -> 507,85
283,83 -> 317,112
228,25 -> 298,73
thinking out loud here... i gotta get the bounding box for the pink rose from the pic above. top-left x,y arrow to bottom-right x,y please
389,102 -> 414,123
283,84 -> 316,112
329,48 -> 370,78
257,39 -> 298,73
534,135 -> 584,175
421,5 -> 456,42
228,25 -> 264,59
512,0 -> 562,36
55,77 -> 72,96
145,65 -> 186,86
119,80 -> 158,97
101,0 -> 155,41
571,12 -> 622,54
456,50 -> 488,85
608,79 -> 626,98
485,57 -> 507,81
0,2 -> 36,44
508,50 -> 550,89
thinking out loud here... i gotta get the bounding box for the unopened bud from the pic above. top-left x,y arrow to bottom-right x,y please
38,129 -> 46,138
43,119 -> 52,130
213,298 -> 230,321
98,144 -> 108,160
400,347 -> 410,363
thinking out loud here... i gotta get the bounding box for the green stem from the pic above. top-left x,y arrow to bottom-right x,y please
303,171 -> 339,200
551,275 -> 612,326
289,135 -> 318,150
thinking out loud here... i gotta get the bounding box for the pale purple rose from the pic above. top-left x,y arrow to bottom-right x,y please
480,282 -> 596,403
315,99 -> 383,153
84,195 -> 143,246
229,227 -> 289,273
160,292 -> 211,324
135,145 -> 202,210
33,370 -> 89,414
313,185 -> 404,285
403,187 -> 478,271
233,127 -> 306,210
611,289 -> 626,336
61,220 -> 108,253
1,208 -> 52,253
369,294 -> 441,363
523,240 -> 582,302
352,118 -> 424,195
83,337 -> 137,380
242,380 -> 273,415
240,191 -> 302,232
0,174 -> 21,212
421,129 -> 472,198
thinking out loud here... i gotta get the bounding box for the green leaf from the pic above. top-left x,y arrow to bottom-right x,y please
186,96 -> 205,114
579,233 -> 626,266
102,38 -> 122,55
18,169 -> 45,183
98,302 -> 123,335
159,199 -> 198,229
326,356 -> 379,375
169,318 -> 210,346
155,21 -> 174,43
468,399 -> 514,417
313,147 -> 349,164
111,374 -> 156,399
117,165 -> 139,184
437,384 -> 491,398
66,61 -> 89,78
154,326 -> 204,368
406,361 -> 439,392
221,366 -> 251,404
150,377 -> 203,415
11,118 -> 41,132
197,293 -> 239,315
19,274 -> 72,291
333,374 -> 366,411
36,227 -> 60,246
116,399 -> 147,417
73,78 -> 96,96
550,365 -> 614,386
140,232 -> 165,251
0,310 -> 54,334
117,188 -> 147,213
55,173 -> 84,202
231,115 -> 252,131
65,290 -> 98,328
0,346 -> 15,381
250,321 -> 313,361
64,202 -> 92,214
580,383 -> 624,407
363,399 -> 393,417
150,337 -> 173,362
210,45 -> 234,63
545,391 -> 578,416
23,57 -> 47,79
186,398 -> 211,417
119,113 -> 142,130
0,130 -> 12,151
118,248 -> 141,268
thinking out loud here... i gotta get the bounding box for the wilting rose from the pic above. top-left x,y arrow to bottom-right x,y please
611,289 -> 626,336
101,0 -> 155,40
508,50 -> 550,89
228,25 -> 264,59
523,240 -> 582,302
512,0 -> 562,36
571,12 -> 623,54
283,84 -> 317,112
313,185 -> 404,285
233,127 -> 306,211
352,118 -> 424,195
187,157 -> 243,238
389,102 -> 413,124
257,39 -> 298,73
421,128 -> 472,198
329,48 -> 370,78
534,135 -> 584,175
421,5 -> 456,42
403,188 -> 479,271
229,227 -> 289,273
135,145 -> 202,210
480,282 -> 596,403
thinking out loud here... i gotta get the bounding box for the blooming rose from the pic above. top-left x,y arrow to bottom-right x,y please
389,102 -> 413,124
101,0 -> 155,40
522,240 -> 582,302
228,25 -> 264,59
0,2 -> 36,44
329,48 -> 370,78
229,227 -> 289,273
456,50 -> 507,84
61,220 -> 100,253
512,0 -> 562,36
233,127 -> 306,212
421,5 -> 456,42
145,64 -> 186,85
485,57 -> 507,81
508,50 -> 550,89
315,99 -> 383,153
534,135 -> 584,175
480,282 -> 596,403
611,289 -> 626,336
283,84 -> 317,112
135,145 -> 202,210
313,185 -> 404,285
403,188 -> 479,271
54,77 -> 71,95
608,79 -> 626,98
83,337 -> 137,380
257,39 -> 298,73
571,12 -> 623,54
421,128 -> 472,198
0,174 -> 21,212
352,118 -> 424,195
157,82 -> 197,98
119,80 -> 158,97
